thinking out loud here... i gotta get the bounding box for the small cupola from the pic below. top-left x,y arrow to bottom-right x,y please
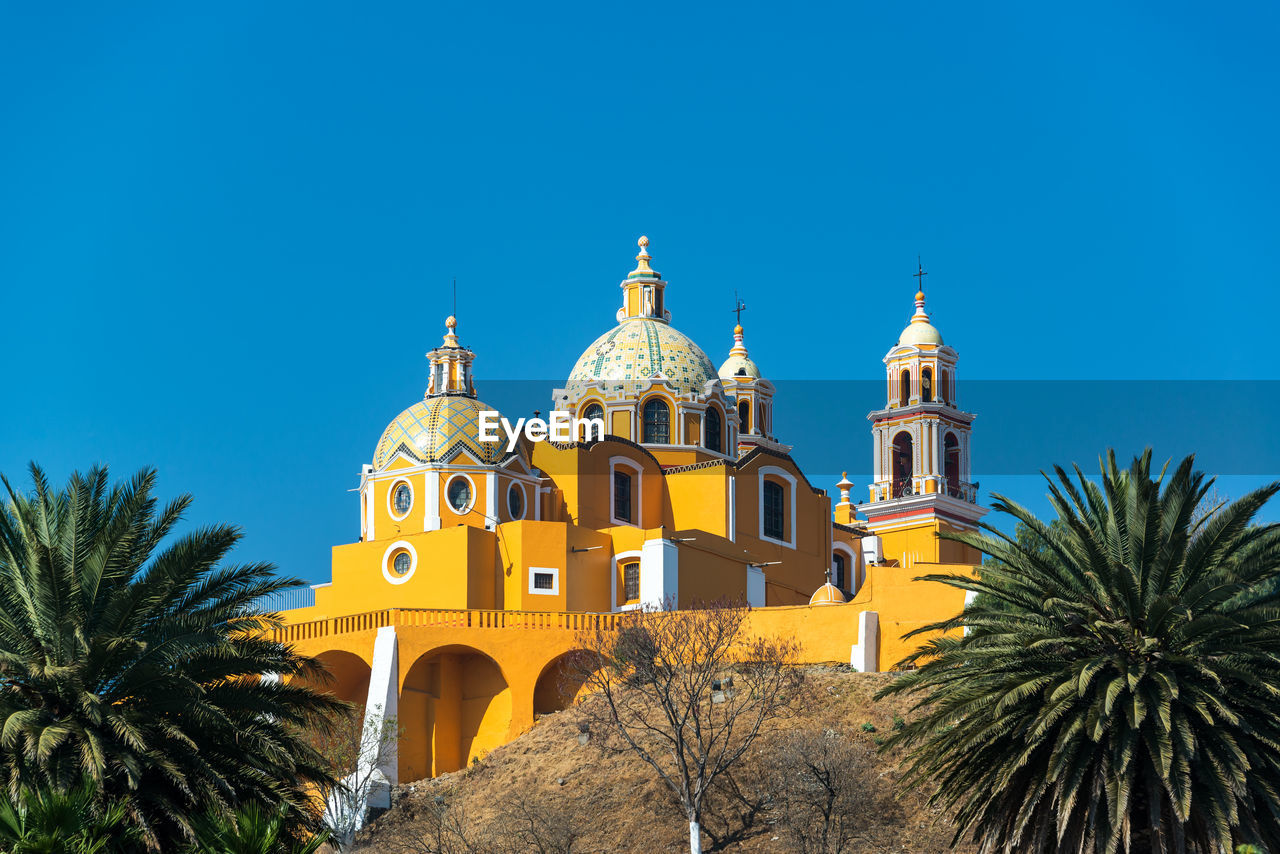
426,316 -> 477,397
618,236 -> 669,322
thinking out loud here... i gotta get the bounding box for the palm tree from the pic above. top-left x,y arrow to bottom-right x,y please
0,779 -> 138,853
0,465 -> 346,849
879,450 -> 1280,853
188,802 -> 330,854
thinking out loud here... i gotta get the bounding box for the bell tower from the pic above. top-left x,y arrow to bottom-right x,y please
863,265 -> 985,567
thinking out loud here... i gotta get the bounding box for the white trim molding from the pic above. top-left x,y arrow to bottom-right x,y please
609,456 -> 644,527
381,540 -> 418,586
528,566 -> 560,596
611,549 -> 644,611
443,472 -> 477,518
387,477 -> 414,522
758,465 -> 797,550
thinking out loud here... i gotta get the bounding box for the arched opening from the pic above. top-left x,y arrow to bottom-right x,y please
921,367 -> 933,402
642,398 -> 670,444
832,552 -> 846,592
738,400 -> 750,433
944,433 -> 961,497
899,369 -> 911,405
939,370 -> 951,405
892,432 -> 914,497
704,406 -> 722,453
581,401 -> 604,423
302,650 -> 372,710
400,646 -> 511,782
294,651 -> 372,776
533,651 -> 600,718
758,401 -> 768,436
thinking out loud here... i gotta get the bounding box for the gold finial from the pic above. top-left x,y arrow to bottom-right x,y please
442,315 -> 459,347
446,315 -> 457,329
630,235 -> 656,276
733,324 -> 743,335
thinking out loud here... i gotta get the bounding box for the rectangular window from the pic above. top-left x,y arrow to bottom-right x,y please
623,562 -> 640,602
529,567 -> 559,595
763,481 -> 785,540
613,470 -> 632,523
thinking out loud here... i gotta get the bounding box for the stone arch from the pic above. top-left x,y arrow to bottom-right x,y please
399,645 -> 512,782
533,650 -> 599,718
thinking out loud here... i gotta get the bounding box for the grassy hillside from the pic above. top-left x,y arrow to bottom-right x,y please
353,668 -> 976,853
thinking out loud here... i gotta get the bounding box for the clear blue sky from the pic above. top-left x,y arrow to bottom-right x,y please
3,2 -> 1277,584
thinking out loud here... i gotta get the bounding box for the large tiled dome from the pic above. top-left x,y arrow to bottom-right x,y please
567,318 -> 718,395
373,394 -> 511,470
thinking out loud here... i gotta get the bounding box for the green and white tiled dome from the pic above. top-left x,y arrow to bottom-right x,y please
567,318 -> 719,395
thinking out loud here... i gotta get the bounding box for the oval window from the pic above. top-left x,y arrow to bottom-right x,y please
393,483 -> 412,515
447,476 -> 473,513
508,484 -> 525,520
392,551 -> 412,577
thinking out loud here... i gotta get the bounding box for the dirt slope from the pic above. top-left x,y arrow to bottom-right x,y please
354,668 -> 975,853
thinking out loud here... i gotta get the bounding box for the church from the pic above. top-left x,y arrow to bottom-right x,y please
275,236 -> 986,786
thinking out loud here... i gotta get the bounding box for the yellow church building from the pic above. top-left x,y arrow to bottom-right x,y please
274,237 -> 986,789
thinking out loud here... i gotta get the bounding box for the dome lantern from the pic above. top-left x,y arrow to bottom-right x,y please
618,235 -> 669,322
427,316 -> 476,397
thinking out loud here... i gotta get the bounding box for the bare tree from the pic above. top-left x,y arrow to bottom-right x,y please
492,788 -> 584,854
314,704 -> 400,849
572,599 -> 802,854
355,789 -> 489,854
764,728 -> 871,854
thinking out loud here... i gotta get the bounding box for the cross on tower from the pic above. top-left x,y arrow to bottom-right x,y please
914,257 -> 928,291
733,291 -> 747,325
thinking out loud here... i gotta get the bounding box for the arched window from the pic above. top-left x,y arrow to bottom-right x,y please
944,432 -> 961,496
642,398 -> 670,444
892,432 -> 914,497
833,553 -> 847,592
899,369 -> 911,405
921,367 -> 933,402
613,470 -> 633,522
763,480 -> 785,540
582,402 -> 604,423
939,370 -> 951,405
704,407 -> 722,453
738,400 -> 750,433
758,401 -> 767,436
623,561 -> 640,602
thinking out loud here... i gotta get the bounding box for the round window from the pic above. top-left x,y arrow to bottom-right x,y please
392,483 -> 412,515
507,483 -> 524,520
447,476 -> 473,513
391,551 -> 412,577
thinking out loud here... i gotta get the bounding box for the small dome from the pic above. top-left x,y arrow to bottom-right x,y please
373,395 -> 513,470
809,583 -> 847,606
718,323 -> 761,380
897,289 -> 943,346
898,320 -> 944,347
718,353 -> 760,380
568,318 -> 718,395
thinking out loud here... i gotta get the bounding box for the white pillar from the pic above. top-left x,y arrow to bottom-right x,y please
850,611 -> 880,673
362,626 -> 399,785
640,537 -> 679,610
424,470 -> 441,532
746,564 -> 765,607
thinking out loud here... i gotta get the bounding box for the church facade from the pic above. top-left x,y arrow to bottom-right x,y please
275,237 -> 985,786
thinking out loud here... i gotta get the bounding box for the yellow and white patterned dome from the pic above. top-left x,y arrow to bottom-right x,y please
568,318 -> 719,395
373,395 -> 512,470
